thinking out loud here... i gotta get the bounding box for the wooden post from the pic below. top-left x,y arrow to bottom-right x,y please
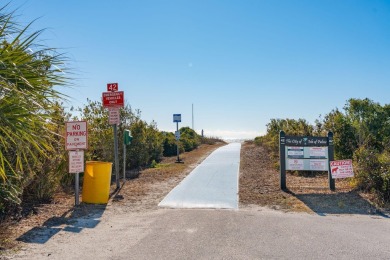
280,130 -> 286,190
328,131 -> 335,191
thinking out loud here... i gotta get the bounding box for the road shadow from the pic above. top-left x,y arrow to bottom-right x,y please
17,203 -> 107,244
286,189 -> 389,218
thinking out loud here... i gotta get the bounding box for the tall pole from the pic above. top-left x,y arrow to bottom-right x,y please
123,140 -> 126,181
75,171 -> 80,205
113,124 -> 120,189
192,103 -> 194,130
176,122 -> 180,162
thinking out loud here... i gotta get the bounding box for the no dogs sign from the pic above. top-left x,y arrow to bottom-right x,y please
330,160 -> 354,179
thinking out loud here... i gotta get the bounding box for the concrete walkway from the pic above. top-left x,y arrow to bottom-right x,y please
158,143 -> 241,209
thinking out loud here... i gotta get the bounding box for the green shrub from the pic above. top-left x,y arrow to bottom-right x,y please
162,132 -> 178,156
179,127 -> 200,152
354,147 -> 390,203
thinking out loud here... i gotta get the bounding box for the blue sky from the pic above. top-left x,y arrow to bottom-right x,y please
7,0 -> 390,139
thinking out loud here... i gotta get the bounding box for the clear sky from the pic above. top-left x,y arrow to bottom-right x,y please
7,0 -> 390,139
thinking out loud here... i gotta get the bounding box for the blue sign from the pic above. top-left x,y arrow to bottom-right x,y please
173,114 -> 181,123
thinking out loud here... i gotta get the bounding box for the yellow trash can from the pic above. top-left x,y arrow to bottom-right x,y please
82,161 -> 112,204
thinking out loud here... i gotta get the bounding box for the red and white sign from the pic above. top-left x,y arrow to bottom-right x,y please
330,159 -> 354,179
287,159 -> 304,170
107,83 -> 118,92
109,108 -> 120,125
69,150 -> 84,173
102,91 -> 124,108
65,121 -> 88,150
310,159 -> 328,171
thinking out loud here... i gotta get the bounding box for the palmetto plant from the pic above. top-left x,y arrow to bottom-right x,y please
0,5 -> 69,207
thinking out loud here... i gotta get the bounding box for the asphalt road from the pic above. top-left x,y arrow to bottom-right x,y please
11,207 -> 390,260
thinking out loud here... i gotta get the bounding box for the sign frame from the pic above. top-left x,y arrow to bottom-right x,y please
280,131 -> 335,191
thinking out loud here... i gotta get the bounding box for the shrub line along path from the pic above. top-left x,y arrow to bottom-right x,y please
158,143 -> 241,209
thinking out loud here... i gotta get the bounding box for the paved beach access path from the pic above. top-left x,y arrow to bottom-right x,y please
158,143 -> 241,209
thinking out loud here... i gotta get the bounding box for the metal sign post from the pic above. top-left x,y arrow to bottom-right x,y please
123,130 -> 132,180
66,122 -> 87,206
102,83 -> 124,190
173,114 -> 182,163
69,150 -> 84,205
113,124 -> 120,189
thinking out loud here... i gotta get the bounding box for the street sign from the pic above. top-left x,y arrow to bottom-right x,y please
109,108 -> 120,125
175,130 -> 181,140
173,114 -> 181,123
124,129 -> 132,145
107,83 -> 118,92
330,160 -> 354,179
69,150 -> 84,173
103,91 -> 124,107
65,121 -> 88,150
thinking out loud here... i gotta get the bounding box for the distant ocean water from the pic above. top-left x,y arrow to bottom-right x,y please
222,138 -> 251,143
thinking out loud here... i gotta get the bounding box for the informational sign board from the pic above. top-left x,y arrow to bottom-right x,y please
286,158 -> 328,171
280,131 -> 335,191
287,147 -> 304,159
310,159 -> 328,171
65,121 -> 88,150
309,147 -> 328,159
285,146 -> 328,171
109,108 -> 120,125
107,83 -> 118,92
330,160 -> 354,179
175,130 -> 181,140
173,114 -> 181,123
102,91 -> 124,107
69,150 -> 84,173
287,159 -> 304,170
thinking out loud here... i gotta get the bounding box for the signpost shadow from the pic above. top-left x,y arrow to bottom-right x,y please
17,204 -> 106,244
286,188 -> 389,218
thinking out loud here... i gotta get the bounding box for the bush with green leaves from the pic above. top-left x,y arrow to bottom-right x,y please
162,132 -> 178,157
179,127 -> 200,152
0,5 -> 70,216
353,147 -> 390,203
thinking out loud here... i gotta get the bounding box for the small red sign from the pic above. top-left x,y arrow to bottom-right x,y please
107,83 -> 118,92
102,91 -> 124,107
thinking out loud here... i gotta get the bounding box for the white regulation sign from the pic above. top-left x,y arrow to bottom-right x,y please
69,150 -> 84,173
66,121 -> 88,150
330,159 -> 354,179
109,108 -> 120,125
